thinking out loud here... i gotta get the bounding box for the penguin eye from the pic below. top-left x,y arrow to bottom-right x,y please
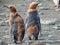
10,7 -> 12,9
36,4 -> 38,6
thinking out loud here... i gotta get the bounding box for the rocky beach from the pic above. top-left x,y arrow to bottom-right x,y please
0,0 -> 60,45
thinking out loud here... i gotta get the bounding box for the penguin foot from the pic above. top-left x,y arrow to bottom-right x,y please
17,41 -> 22,44
35,37 -> 38,40
14,40 -> 18,44
29,37 -> 32,40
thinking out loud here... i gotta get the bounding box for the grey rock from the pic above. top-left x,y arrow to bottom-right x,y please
55,8 -> 60,11
38,12 -> 44,15
52,24 -> 60,30
46,43 -> 51,45
3,35 -> 14,44
0,13 -> 5,16
0,41 -> 8,45
39,7 -> 50,10
8,43 -> 16,45
40,18 -> 57,25
5,20 -> 9,23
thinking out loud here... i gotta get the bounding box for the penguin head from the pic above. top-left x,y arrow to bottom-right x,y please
28,2 -> 39,13
4,5 -> 17,12
8,5 -> 17,12
29,2 -> 39,9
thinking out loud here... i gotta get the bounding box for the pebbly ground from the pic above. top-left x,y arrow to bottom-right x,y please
0,0 -> 60,45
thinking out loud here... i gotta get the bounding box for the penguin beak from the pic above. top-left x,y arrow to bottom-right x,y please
36,3 -> 39,6
3,5 -> 9,8
37,3 -> 42,6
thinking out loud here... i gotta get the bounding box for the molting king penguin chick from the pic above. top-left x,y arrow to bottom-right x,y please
5,5 -> 25,44
25,2 -> 41,40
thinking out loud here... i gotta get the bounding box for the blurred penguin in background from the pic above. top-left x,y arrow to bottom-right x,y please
4,5 -> 25,44
53,0 -> 60,8
25,2 -> 41,40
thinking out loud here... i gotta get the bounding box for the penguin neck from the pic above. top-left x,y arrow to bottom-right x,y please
11,12 -> 19,17
11,11 -> 17,13
29,11 -> 38,16
28,8 -> 37,13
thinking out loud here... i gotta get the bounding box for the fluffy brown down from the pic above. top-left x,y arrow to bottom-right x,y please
27,25 -> 38,36
8,5 -> 24,41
